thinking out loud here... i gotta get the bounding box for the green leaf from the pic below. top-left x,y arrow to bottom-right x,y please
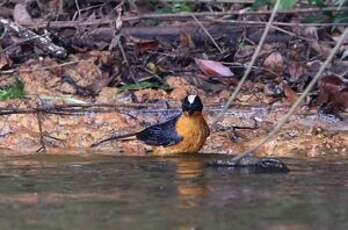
253,0 -> 297,10
0,78 -> 25,101
303,13 -> 329,23
171,2 -> 193,13
155,1 -> 193,14
252,0 -> 272,9
119,81 -> 172,93
334,10 -> 348,22
280,0 -> 297,10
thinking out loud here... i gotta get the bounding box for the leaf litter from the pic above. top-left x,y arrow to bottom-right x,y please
0,1 -> 347,158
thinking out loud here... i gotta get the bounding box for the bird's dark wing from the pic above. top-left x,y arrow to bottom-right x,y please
136,115 -> 183,146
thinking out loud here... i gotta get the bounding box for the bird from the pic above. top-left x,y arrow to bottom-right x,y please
91,94 -> 210,156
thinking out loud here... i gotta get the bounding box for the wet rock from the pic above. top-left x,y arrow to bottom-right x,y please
207,156 -> 289,173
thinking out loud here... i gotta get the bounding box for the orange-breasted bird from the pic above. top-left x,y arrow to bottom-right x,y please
92,95 -> 210,156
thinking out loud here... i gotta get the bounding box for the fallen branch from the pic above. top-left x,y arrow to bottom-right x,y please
0,17 -> 67,59
18,6 -> 348,29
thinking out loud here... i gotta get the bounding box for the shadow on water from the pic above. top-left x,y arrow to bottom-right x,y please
0,153 -> 347,230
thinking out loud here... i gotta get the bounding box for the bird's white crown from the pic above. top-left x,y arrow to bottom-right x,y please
187,94 -> 197,104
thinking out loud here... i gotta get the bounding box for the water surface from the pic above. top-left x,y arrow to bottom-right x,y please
0,154 -> 347,230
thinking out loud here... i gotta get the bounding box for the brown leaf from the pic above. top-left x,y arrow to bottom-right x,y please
130,36 -> 160,53
194,58 -> 234,77
311,41 -> 331,58
180,32 -> 195,48
0,55 -> 12,69
13,4 -> 33,25
282,82 -> 298,104
304,27 -> 319,40
263,52 -> 284,75
317,75 -> 348,110
288,62 -> 306,82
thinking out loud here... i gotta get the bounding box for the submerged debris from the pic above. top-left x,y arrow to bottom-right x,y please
208,156 -> 289,173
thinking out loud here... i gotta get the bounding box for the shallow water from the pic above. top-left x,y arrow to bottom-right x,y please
0,154 -> 347,230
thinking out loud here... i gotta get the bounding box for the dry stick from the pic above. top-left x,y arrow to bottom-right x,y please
212,0 -> 281,124
36,111 -> 46,153
231,27 -> 348,162
19,6 -> 348,29
160,0 -> 254,3
216,19 -> 348,27
192,15 -> 223,53
0,17 -> 67,58
0,61 -> 79,75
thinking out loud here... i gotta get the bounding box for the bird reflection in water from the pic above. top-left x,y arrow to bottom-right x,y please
172,157 -> 207,208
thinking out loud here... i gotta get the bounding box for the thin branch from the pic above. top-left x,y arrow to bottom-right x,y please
0,17 -> 67,59
160,0 -> 254,2
212,0 -> 281,124
17,6 -> 348,29
231,26 -> 348,162
215,19 -> 348,27
36,111 -> 46,153
0,61 -> 80,75
192,15 -> 223,53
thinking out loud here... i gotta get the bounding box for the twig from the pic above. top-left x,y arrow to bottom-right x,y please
36,111 -> 46,153
0,101 -> 168,116
74,0 -> 82,21
231,26 -> 348,162
192,15 -> 223,53
160,0 -> 254,2
0,17 -> 67,59
18,6 -> 348,29
216,19 -> 348,27
0,61 -> 79,75
212,0 -> 281,124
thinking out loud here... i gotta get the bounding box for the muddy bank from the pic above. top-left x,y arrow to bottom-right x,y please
0,96 -> 347,158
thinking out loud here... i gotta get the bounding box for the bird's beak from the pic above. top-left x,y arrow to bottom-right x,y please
188,111 -> 194,116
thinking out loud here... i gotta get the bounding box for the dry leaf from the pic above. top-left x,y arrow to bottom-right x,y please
282,82 -> 298,104
13,4 -> 33,25
180,32 -> 195,48
0,55 -> 12,69
304,27 -> 319,40
317,75 -> 348,110
130,36 -> 160,53
288,62 -> 306,82
263,52 -> 284,74
194,58 -> 234,77
311,41 -> 331,58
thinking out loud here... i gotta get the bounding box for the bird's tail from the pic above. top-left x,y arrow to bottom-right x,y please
90,132 -> 138,147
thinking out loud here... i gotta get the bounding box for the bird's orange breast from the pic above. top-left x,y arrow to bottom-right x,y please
153,112 -> 210,156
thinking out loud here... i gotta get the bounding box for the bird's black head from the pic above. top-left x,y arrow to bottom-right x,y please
182,95 -> 203,115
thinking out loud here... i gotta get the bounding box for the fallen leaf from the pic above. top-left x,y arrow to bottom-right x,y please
288,61 -> 306,82
194,58 -> 234,77
317,75 -> 348,110
0,55 -> 12,70
304,27 -> 319,40
13,4 -> 33,25
263,52 -> 284,74
180,32 -> 195,48
282,82 -> 298,104
130,36 -> 160,53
